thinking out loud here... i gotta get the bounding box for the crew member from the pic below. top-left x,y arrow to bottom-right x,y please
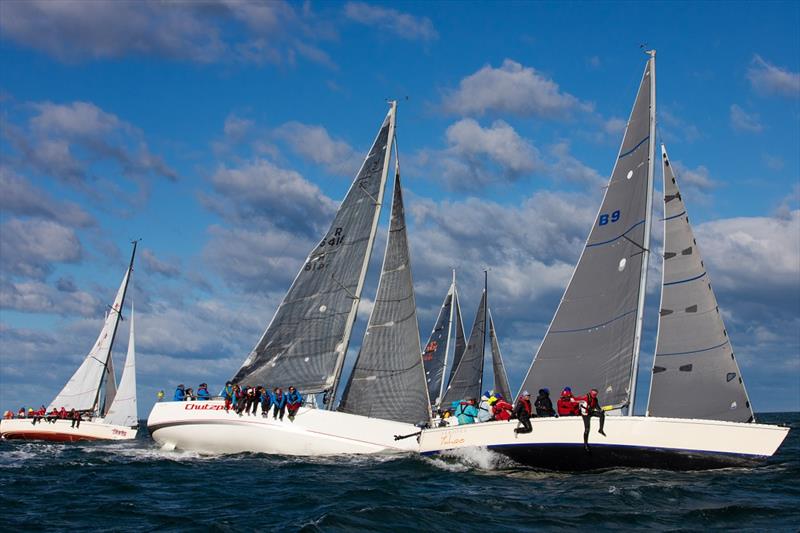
260,387 -> 274,418
272,387 -> 287,421
454,399 -> 479,425
196,383 -> 211,401
575,388 -> 607,451
477,393 -> 493,423
173,384 -> 186,402
534,388 -> 555,417
514,391 -> 533,435
220,382 -> 234,412
286,386 -> 303,421
493,397 -> 514,421
557,387 -> 579,416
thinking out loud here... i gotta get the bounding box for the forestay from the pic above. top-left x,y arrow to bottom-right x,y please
339,171 -> 431,425
49,243 -> 136,412
233,105 -> 396,394
422,281 -> 454,406
647,146 -> 754,422
442,288 -> 487,404
519,56 -> 655,409
104,304 -> 139,427
489,310 -> 512,402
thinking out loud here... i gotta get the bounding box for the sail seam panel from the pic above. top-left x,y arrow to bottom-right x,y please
663,210 -> 687,221
550,308 -> 637,334
664,271 -> 706,286
656,340 -> 729,357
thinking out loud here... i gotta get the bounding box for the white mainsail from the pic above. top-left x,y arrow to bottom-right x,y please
104,303 -> 138,428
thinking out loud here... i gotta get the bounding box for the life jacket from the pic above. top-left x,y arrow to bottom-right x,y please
493,400 -> 513,421
515,397 -> 532,418
557,395 -> 579,416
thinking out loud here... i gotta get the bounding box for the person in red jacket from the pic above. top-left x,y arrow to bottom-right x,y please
557,387 -> 579,416
575,388 -> 606,451
492,397 -> 514,421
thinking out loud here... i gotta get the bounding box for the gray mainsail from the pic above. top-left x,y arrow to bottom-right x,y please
446,284 -> 467,389
422,276 -> 455,407
647,145 -> 754,422
442,279 -> 487,404
233,104 -> 396,394
519,53 -> 656,410
339,170 -> 431,425
489,309 -> 512,401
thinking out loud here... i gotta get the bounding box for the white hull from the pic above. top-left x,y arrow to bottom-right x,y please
0,418 -> 138,442
147,401 -> 421,456
419,416 -> 789,470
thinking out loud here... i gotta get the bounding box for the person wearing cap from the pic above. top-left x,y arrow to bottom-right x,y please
477,393 -> 493,423
575,388 -> 606,451
173,384 -> 186,402
196,383 -> 210,400
557,386 -> 579,416
513,391 -> 533,435
535,388 -> 555,417
286,386 -> 303,421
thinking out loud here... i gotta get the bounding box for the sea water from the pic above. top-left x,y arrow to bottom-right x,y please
1,412 -> 798,531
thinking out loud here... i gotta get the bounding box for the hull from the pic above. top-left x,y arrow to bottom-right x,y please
1,418 -> 138,442
147,401 -> 421,456
419,415 -> 789,471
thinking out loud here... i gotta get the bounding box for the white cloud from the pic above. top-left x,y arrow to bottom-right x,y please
546,142 -> 605,187
344,2 -> 438,41
0,279 -> 101,317
747,55 -> 800,98
442,59 -> 590,118
0,218 -> 82,278
0,166 -> 94,227
729,104 -> 763,133
275,122 -> 362,177
223,113 -> 254,142
140,249 -> 181,279
671,161 -> 716,191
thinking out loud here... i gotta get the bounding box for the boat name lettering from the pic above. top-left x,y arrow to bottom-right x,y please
184,404 -> 227,411
440,433 -> 465,446
111,429 -> 127,436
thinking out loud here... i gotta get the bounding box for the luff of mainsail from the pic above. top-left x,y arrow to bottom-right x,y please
488,309 -> 512,402
339,166 -> 431,425
518,54 -> 655,409
233,104 -> 396,395
442,273 -> 488,404
446,281 -> 467,389
49,241 -> 137,412
422,274 -> 455,407
104,303 -> 138,427
646,145 -> 754,423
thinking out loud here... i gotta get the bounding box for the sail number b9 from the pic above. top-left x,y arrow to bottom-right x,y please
599,210 -> 621,226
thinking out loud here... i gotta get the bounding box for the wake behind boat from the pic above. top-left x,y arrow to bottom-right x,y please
1,242 -> 140,442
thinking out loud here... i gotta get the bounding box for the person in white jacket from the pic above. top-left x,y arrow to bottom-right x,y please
477,393 -> 493,423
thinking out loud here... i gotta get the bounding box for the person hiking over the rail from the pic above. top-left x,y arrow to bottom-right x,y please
514,391 -> 533,435
220,382 -> 234,411
260,386 -> 274,418
576,388 -> 606,451
272,387 -> 287,421
286,387 -> 303,421
535,388 -> 556,417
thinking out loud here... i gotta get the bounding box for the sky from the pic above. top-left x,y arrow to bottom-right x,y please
0,0 -> 798,418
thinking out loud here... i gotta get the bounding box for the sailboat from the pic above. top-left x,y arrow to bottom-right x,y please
1,242 -> 140,442
418,51 -> 789,470
147,103 -> 433,455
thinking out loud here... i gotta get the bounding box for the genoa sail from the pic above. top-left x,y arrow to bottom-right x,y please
104,303 -> 139,428
49,241 -> 137,412
647,146 -> 754,423
422,278 -> 454,407
442,282 -> 488,405
339,169 -> 431,425
518,54 -> 656,410
489,309 -> 512,402
233,104 -> 396,394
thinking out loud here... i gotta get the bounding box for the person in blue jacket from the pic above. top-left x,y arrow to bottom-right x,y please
173,384 -> 186,402
260,386 -> 274,417
286,386 -> 303,421
196,383 -> 211,401
454,398 -> 479,425
220,382 -> 234,411
272,387 -> 287,421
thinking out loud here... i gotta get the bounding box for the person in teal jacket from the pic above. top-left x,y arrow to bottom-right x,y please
286,386 -> 303,421
454,399 -> 479,425
220,382 -> 234,412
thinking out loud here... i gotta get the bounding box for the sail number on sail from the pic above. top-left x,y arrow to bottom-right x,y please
598,210 -> 621,226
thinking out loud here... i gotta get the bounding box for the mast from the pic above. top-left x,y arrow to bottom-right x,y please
92,239 -> 137,413
481,269 -> 488,392
328,101 -> 397,408
628,49 -> 656,416
437,269 -> 457,406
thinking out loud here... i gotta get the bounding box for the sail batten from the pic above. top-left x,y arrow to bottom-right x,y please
232,105 -> 396,395
646,145 -> 754,423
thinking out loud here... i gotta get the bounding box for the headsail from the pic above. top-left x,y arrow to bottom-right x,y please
339,168 -> 431,425
447,284 -> 467,388
489,309 -> 512,401
233,104 -> 396,395
104,303 -> 139,428
49,241 -> 137,412
647,146 -> 754,422
518,53 -> 656,410
422,275 -> 455,407
442,275 -> 488,404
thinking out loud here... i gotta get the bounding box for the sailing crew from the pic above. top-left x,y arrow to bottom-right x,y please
272,387 -> 287,421
477,392 -> 493,423
70,408 -> 82,428
197,383 -> 211,401
220,382 -> 234,411
454,399 -> 479,425
185,387 -> 195,401
59,407 -> 68,419
513,391 -> 533,435
534,389 -> 555,417
173,384 -> 186,402
260,386 -> 274,418
17,408 -> 25,418
157,390 -> 165,402
47,407 -> 59,423
3,410 -> 12,419
557,387 -> 579,416
492,396 -> 514,421
286,386 -> 303,421
576,389 -> 606,451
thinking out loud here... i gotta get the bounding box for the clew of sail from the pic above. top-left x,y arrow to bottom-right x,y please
488,309 -> 512,402
49,242 -> 137,412
518,54 -> 655,410
647,146 -> 754,423
233,104 -> 396,395
442,281 -> 487,405
104,303 -> 139,428
421,279 -> 454,407
339,163 -> 431,425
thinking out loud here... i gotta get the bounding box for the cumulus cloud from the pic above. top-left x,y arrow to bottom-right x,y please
0,278 -> 101,317
344,2 -> 438,41
275,122 -> 362,177
0,219 -> 82,279
546,142 -> 605,187
141,249 -> 181,279
441,59 -> 590,118
729,104 -> 763,133
747,55 -> 800,98
0,166 -> 94,227
671,161 -> 716,191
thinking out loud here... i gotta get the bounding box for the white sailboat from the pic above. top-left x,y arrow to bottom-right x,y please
418,51 -> 790,469
148,102 -> 431,455
1,242 -> 140,442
